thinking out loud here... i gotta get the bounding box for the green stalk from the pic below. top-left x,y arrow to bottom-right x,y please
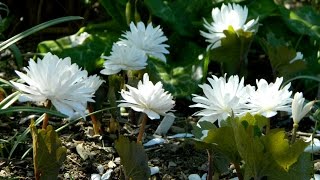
291,123 -> 299,144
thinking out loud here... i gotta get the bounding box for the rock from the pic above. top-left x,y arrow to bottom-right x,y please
97,164 -> 104,174
155,113 -> 175,136
150,166 -> 160,175
168,161 -> 177,167
108,161 -> 117,169
91,174 -> 101,180
76,143 -> 90,160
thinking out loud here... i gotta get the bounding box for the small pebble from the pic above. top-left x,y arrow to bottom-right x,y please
108,161 -> 117,169
168,161 -> 177,167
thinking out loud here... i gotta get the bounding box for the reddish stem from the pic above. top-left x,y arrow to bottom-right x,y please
42,100 -> 51,129
137,113 -> 148,143
88,103 -> 101,135
233,162 -> 243,180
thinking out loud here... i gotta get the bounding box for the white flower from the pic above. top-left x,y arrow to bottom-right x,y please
11,52 -> 97,117
292,92 -> 314,124
118,21 -> 169,62
118,73 -> 174,120
200,3 -> 259,50
70,32 -> 90,47
100,43 -> 147,75
247,77 -> 292,118
290,52 -> 304,64
190,74 -> 252,125
85,74 -> 104,92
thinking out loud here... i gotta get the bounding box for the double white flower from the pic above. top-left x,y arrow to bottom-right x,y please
118,73 -> 175,120
191,75 -> 295,125
119,21 -> 169,63
190,74 -> 252,125
201,3 -> 259,50
100,21 -> 169,75
11,52 -> 103,117
247,77 -> 292,118
100,43 -> 147,75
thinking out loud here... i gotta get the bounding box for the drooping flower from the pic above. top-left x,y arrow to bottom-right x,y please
290,52 -> 304,64
190,74 -> 252,125
247,77 -> 292,118
118,21 -> 169,62
200,3 -> 259,50
100,43 -> 147,75
11,52 -> 98,117
292,92 -> 314,124
118,73 -> 175,120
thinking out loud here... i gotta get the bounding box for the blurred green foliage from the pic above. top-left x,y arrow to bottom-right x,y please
33,0 -> 320,98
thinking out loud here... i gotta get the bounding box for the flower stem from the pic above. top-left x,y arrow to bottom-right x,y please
42,100 -> 52,129
88,103 -> 101,135
291,123 -> 299,144
266,118 -> 270,135
233,162 -> 243,180
137,113 -> 148,143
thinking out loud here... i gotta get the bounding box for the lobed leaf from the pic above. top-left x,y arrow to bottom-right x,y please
115,136 -> 150,180
30,122 -> 67,179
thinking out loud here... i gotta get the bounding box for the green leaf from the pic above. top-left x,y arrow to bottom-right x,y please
280,6 -> 320,40
8,44 -> 23,68
203,126 -> 241,164
262,129 -> 309,171
99,0 -> 127,27
9,114 -> 45,159
148,61 -> 204,97
240,113 -> 269,130
37,22 -> 120,73
192,121 -> 217,140
0,106 -> 67,118
259,33 -> 306,77
211,26 -> 255,75
0,15 -> 13,34
0,91 -> 19,109
115,136 -> 150,180
231,117 -> 274,179
269,153 -> 312,180
191,139 -> 230,174
248,0 -> 278,20
0,16 -> 83,51
144,0 -> 192,36
30,123 -> 67,179
231,115 -> 310,179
